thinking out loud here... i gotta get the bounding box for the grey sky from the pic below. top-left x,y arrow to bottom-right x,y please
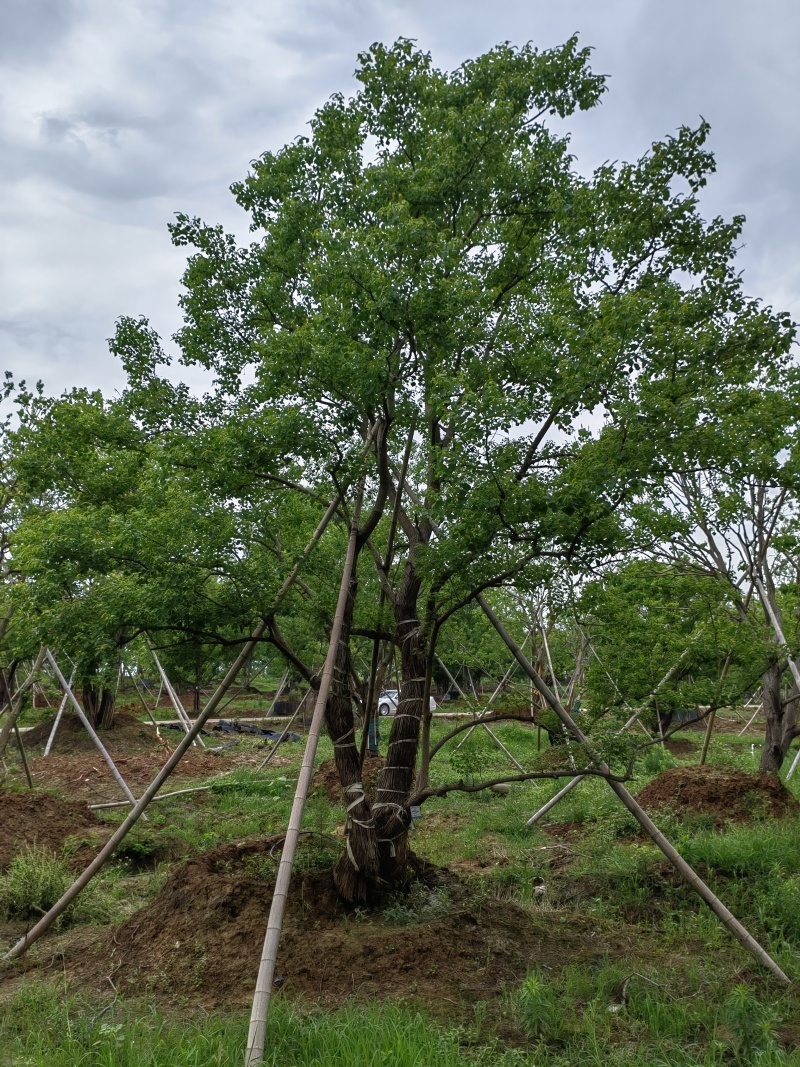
1,0 -> 798,395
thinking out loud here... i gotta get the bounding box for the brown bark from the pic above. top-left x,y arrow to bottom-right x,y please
327,558 -> 382,903
372,559 -> 427,886
759,662 -> 798,774
81,684 -> 117,730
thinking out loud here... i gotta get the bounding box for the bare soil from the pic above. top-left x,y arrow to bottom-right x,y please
0,793 -> 103,871
33,837 -> 638,1014
637,766 -> 798,827
23,712 -> 165,756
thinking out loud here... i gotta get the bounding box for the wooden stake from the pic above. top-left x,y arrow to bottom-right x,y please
45,651 -> 144,815
43,668 -> 75,756
244,506 -> 361,1066
477,593 -> 791,986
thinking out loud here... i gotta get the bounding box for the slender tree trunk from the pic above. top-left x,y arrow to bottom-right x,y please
0,661 -> 18,710
327,555 -> 382,904
759,662 -> 797,774
372,559 -> 428,886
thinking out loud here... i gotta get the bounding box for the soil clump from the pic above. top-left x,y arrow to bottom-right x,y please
664,738 -> 696,756
0,793 -> 103,870
637,766 -> 797,827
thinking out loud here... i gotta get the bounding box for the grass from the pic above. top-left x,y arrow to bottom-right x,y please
0,845 -> 117,927
0,984 -> 521,1067
4,711 -> 800,1063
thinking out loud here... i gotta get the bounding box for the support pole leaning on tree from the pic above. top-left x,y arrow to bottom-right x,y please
148,643 -> 205,747
0,648 -> 47,761
244,506 -> 362,1067
43,667 -> 76,757
3,478 -> 354,963
45,650 -> 145,816
476,593 -> 791,986
754,576 -> 800,781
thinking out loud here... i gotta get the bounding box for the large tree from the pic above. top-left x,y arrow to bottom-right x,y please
15,38 -> 795,898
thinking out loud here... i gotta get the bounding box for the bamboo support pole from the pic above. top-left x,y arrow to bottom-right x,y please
738,701 -> 763,736
88,777 -> 261,809
256,687 -> 312,772
126,667 -> 161,728
148,644 -> 205,748
45,650 -> 144,815
262,669 -> 289,721
442,657 -> 524,771
526,774 -> 584,825
244,509 -> 361,1067
13,723 -> 33,788
477,593 -> 791,986
0,648 -> 47,761
3,477 -> 354,962
43,668 -> 75,756
451,662 -> 516,751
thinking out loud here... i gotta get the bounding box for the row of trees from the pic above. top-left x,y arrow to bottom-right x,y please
2,38 -> 799,898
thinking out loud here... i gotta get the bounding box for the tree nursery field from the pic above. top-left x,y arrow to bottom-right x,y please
2,697 -> 800,1066
2,34 -> 800,1067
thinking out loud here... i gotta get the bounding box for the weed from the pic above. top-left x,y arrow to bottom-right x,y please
380,881 -> 450,925
515,971 -> 563,1040
721,984 -> 780,1063
0,845 -> 114,927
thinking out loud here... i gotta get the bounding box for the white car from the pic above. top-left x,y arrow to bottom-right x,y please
378,689 -> 437,716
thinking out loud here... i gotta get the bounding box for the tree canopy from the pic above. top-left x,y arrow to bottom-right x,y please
5,36 -> 798,895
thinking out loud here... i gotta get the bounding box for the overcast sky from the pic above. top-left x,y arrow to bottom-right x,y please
2,0 -> 798,396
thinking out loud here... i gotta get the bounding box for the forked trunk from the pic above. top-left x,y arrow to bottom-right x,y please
81,684 -> 117,730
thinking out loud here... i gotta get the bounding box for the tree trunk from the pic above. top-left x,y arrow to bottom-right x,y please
759,662 -> 797,774
327,558 -> 382,904
81,684 -> 117,730
0,661 -> 18,710
372,560 -> 427,887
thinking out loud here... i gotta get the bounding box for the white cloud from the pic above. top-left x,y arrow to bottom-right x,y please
1,0 -> 798,395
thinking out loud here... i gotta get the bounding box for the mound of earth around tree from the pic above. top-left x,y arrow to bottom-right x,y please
23,748 -> 250,804
0,793 -> 102,870
637,766 -> 798,827
23,712 -> 165,756
64,837 -> 626,1012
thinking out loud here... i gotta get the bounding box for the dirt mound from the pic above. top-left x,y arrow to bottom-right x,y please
0,793 -> 102,870
72,837 -> 619,1011
23,712 -> 163,756
664,738 -> 697,756
25,748 -> 240,804
313,754 -> 384,804
637,766 -> 798,827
